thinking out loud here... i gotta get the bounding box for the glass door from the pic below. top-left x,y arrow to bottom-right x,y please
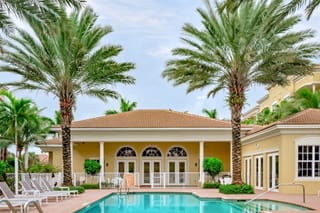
268,153 -> 279,191
117,160 -> 136,178
244,158 -> 251,184
142,160 -> 161,185
168,160 -> 186,185
255,156 -> 263,189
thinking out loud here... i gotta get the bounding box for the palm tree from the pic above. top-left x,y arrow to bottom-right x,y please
105,98 -> 137,115
222,0 -> 319,19
0,0 -> 83,35
162,0 -> 320,184
202,108 -> 217,119
294,88 -> 320,109
0,7 -> 135,186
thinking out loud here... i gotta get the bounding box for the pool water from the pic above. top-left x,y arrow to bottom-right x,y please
76,193 -> 310,213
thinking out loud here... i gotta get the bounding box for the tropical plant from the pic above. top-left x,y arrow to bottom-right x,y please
0,90 -> 51,170
0,7 -> 135,186
294,88 -> 320,110
162,0 -> 320,184
202,108 -> 217,118
203,157 -> 223,181
105,98 -> 137,115
84,160 -> 101,175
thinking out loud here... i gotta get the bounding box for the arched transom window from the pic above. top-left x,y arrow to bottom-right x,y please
142,147 -> 162,157
117,147 -> 136,157
167,147 -> 187,157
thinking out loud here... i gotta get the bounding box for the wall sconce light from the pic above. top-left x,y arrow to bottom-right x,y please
195,162 -> 197,167
106,162 -> 108,167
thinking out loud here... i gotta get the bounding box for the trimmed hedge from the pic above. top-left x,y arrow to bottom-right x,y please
80,183 -> 99,189
203,182 -> 220,189
219,184 -> 254,194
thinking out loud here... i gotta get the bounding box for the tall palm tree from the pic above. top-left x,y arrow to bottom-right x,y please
202,108 -> 217,119
105,98 -> 137,115
162,0 -> 320,184
0,7 -> 135,186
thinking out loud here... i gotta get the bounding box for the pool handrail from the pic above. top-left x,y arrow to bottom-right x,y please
0,198 -> 18,213
244,183 -> 305,206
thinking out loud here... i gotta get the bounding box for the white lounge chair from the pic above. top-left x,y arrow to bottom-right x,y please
0,181 -> 47,207
41,179 -> 79,197
30,180 -> 67,202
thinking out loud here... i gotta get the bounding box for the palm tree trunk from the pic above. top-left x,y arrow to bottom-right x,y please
229,79 -> 245,185
60,98 -> 73,186
231,103 -> 243,185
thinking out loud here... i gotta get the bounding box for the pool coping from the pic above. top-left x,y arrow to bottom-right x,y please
23,188 -> 320,213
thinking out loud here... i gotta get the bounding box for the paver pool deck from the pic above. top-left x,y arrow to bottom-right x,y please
1,187 -> 320,213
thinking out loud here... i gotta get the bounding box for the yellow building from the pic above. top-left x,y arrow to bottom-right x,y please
243,66 -> 320,120
242,109 -> 320,194
40,109 -> 320,194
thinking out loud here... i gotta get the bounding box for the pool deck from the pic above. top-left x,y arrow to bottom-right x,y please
1,187 -> 320,213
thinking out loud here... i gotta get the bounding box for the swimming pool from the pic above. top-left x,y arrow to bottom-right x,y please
76,192 -> 310,213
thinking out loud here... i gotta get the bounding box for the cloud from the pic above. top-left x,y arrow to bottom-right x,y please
146,46 -> 173,58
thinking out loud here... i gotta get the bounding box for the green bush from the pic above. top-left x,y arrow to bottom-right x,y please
219,184 -> 254,194
203,157 -> 223,180
80,183 -> 99,189
84,160 -> 101,175
54,186 -> 85,194
203,182 -> 220,188
27,163 -> 58,173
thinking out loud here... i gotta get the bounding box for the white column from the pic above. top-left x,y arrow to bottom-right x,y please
312,84 -> 316,93
99,142 -> 105,183
199,141 -> 204,184
230,141 -> 233,177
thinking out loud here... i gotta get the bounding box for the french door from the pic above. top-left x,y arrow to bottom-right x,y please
244,158 -> 251,184
255,156 -> 263,189
142,160 -> 161,185
168,160 -> 186,185
117,160 -> 136,177
268,153 -> 279,191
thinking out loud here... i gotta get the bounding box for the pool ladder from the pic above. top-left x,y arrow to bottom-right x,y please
244,183 -> 305,208
118,178 -> 129,195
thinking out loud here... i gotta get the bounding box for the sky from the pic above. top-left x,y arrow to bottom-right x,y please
1,0 -> 320,121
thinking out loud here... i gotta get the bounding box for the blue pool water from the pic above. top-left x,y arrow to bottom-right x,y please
76,193 -> 310,213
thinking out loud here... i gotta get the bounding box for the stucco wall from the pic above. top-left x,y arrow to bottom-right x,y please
242,133 -> 320,195
72,141 -> 230,174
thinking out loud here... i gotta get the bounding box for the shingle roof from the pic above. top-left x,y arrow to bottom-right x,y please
246,108 -> 320,135
70,109 -> 233,128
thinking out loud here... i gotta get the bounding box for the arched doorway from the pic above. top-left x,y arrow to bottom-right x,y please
167,146 -> 187,185
116,146 -> 137,178
141,147 -> 162,186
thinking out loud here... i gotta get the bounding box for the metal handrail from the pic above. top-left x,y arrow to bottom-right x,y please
23,200 -> 43,213
244,183 -> 305,206
0,198 -> 17,213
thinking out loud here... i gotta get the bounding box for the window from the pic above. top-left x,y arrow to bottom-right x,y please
117,147 -> 136,157
142,147 -> 162,157
167,147 -> 187,157
297,145 -> 320,177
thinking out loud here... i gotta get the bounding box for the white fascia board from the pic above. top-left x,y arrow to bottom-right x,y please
242,124 -> 320,144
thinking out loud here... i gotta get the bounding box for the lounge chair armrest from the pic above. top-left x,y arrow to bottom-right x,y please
58,186 -> 70,191
22,190 -> 40,196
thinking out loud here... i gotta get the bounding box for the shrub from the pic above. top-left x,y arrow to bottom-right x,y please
84,160 -> 101,175
219,184 -> 254,194
80,183 -> 99,189
203,157 -> 223,180
27,163 -> 58,173
203,182 -> 220,188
